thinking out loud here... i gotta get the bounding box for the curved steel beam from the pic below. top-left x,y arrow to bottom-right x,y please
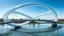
3,3 -> 58,27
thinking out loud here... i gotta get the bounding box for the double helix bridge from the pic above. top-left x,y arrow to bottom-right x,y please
0,3 -> 62,36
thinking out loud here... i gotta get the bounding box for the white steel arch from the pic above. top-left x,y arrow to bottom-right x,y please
3,3 -> 58,27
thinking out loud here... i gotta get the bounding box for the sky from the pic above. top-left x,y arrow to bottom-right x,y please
0,0 -> 64,19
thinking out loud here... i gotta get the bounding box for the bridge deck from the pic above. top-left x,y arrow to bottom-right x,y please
0,20 -> 58,24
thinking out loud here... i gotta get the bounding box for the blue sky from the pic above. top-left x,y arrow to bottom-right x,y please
0,0 -> 64,19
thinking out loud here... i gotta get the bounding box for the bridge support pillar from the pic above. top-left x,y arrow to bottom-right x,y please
50,23 -> 57,28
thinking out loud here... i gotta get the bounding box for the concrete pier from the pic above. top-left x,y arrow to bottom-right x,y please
50,23 -> 57,28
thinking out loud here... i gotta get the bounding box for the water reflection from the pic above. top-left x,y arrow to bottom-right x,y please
22,24 -> 50,29
0,24 -> 64,36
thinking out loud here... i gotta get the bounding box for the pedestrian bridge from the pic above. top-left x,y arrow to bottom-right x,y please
0,3 -> 59,36
2,4 -> 58,27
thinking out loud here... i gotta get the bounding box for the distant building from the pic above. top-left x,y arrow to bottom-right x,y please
58,19 -> 64,22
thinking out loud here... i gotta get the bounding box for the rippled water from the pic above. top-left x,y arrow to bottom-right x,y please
0,24 -> 64,36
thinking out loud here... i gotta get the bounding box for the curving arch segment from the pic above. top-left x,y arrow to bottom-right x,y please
3,3 -> 58,27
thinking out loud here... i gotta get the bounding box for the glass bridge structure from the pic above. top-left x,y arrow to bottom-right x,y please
0,3 -> 61,36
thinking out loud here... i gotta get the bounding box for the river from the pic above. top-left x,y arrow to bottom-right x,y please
0,24 -> 64,36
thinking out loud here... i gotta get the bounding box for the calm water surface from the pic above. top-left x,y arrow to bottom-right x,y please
0,24 -> 64,36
